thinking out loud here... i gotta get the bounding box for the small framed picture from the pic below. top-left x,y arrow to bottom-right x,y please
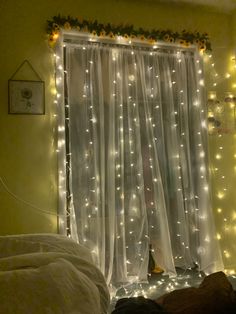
8,80 -> 45,115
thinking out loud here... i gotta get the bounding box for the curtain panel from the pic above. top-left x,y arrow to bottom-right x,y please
57,36 -> 223,289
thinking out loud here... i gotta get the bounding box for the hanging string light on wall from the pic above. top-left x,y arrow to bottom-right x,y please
49,16 -> 230,293
49,15 -> 213,239
204,50 -> 236,274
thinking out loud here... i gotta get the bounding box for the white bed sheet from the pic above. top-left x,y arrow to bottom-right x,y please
0,234 -> 110,314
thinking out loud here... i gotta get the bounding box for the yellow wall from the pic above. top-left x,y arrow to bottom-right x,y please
0,0 -> 235,270
208,7 -> 236,272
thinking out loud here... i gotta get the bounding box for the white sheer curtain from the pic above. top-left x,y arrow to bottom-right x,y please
59,37 -> 223,289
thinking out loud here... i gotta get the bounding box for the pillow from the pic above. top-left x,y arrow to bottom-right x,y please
156,272 -> 236,314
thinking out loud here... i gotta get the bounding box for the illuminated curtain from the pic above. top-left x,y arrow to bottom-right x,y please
59,38 -> 223,289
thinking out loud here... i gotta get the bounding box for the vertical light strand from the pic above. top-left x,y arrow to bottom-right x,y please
131,50 -> 149,272
55,40 -> 68,235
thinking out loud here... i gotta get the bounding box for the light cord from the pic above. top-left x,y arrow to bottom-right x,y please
0,176 -> 65,217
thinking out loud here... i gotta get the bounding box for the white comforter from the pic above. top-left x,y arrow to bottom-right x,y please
0,234 -> 110,314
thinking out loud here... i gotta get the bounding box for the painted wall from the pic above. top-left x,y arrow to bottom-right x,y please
0,0 -> 235,270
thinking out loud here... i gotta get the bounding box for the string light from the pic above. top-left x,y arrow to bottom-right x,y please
204,52 -> 236,274
53,32 -> 236,295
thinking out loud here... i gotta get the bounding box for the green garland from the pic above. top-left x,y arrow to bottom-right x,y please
47,14 -> 211,52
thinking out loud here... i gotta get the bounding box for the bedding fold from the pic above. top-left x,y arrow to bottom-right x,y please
0,234 -> 110,314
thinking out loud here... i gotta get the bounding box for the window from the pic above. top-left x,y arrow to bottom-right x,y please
55,33 -> 223,287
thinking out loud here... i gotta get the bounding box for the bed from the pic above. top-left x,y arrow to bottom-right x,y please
0,234 -> 110,314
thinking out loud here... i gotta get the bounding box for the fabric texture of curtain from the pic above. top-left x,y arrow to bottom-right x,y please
61,38 -> 223,290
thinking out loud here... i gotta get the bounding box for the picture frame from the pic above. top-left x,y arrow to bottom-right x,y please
8,79 -> 45,115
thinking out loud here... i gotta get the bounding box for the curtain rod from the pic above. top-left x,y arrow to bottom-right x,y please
61,31 -> 198,55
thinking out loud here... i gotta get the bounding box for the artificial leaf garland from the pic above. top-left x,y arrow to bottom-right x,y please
47,14 -> 211,52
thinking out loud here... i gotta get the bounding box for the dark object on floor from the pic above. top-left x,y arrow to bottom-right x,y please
156,271 -> 236,314
112,296 -> 167,313
113,272 -> 236,314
